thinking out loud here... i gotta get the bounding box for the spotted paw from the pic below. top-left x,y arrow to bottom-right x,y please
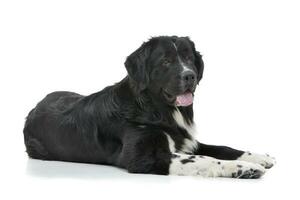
232,168 -> 264,179
222,160 -> 266,179
238,152 -> 276,169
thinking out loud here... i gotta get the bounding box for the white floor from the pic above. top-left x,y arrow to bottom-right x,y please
1,150 -> 297,200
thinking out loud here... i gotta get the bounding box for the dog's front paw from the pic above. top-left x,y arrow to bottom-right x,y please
238,152 -> 276,169
223,161 -> 266,179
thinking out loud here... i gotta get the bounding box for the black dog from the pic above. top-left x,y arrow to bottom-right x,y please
23,36 -> 275,178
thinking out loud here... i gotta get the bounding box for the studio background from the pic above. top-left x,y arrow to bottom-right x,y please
0,0 -> 299,199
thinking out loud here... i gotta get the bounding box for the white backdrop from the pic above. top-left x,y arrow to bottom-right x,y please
0,0 -> 299,199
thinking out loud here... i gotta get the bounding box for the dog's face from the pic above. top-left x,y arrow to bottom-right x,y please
125,36 -> 204,107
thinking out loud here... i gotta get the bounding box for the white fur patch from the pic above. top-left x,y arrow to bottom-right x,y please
164,132 -> 176,153
164,132 -> 198,154
179,57 -> 193,73
169,154 -> 266,178
172,42 -> 193,73
181,138 -> 198,154
172,42 -> 178,51
172,108 -> 198,153
172,108 -> 196,136
238,152 -> 276,169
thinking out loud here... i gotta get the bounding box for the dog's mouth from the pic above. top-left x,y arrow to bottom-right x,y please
163,89 -> 194,107
175,91 -> 194,107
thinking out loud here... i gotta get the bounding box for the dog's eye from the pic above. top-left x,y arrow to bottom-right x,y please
184,55 -> 193,61
162,58 -> 172,66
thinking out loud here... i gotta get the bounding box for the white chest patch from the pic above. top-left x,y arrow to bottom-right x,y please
164,132 -> 176,153
164,108 -> 198,154
172,109 -> 196,136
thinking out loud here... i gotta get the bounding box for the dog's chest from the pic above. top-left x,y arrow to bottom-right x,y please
164,109 -> 198,154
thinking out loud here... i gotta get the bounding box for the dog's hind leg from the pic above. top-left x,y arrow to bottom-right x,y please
24,137 -> 50,160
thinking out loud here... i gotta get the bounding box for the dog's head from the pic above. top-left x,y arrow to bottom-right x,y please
125,36 -> 204,107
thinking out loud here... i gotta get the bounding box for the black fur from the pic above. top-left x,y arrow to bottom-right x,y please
23,36 -> 244,175
181,159 -> 195,164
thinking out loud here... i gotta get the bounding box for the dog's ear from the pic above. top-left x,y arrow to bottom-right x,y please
194,50 -> 204,83
186,38 -> 204,83
125,42 -> 151,93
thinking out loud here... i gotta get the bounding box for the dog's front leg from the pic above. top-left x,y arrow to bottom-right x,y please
119,130 -> 266,178
169,153 -> 265,178
194,142 -> 276,169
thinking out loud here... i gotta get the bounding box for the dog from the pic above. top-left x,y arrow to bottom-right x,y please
23,36 -> 275,178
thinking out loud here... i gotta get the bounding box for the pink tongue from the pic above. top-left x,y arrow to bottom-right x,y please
176,92 -> 193,106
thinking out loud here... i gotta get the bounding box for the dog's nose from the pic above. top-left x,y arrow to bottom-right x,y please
182,71 -> 196,85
